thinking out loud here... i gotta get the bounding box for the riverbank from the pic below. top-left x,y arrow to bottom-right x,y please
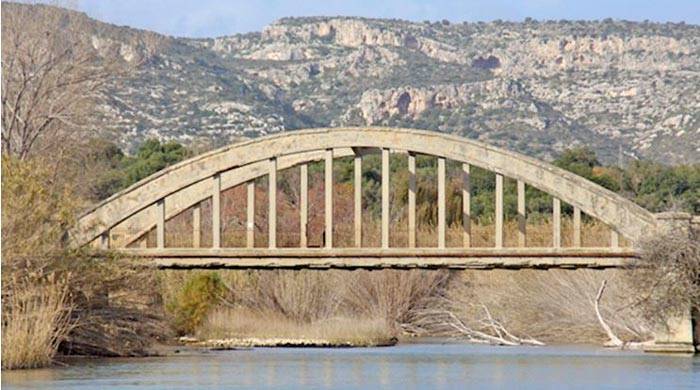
1,265 -> 681,370
163,268 -> 658,349
184,336 -> 398,349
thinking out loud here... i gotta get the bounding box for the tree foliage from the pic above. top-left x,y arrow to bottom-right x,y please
86,141 -> 698,219
552,147 -> 698,214
88,139 -> 190,200
623,160 -> 699,213
121,139 -> 189,186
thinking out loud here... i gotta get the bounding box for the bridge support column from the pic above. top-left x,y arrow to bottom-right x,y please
610,229 -> 619,248
212,174 -> 221,249
495,173 -> 503,248
99,232 -> 110,250
573,206 -> 582,247
517,180 -> 525,247
644,212 -> 696,354
247,182 -> 254,248
269,158 -> 277,249
354,155 -> 362,247
300,163 -> 308,248
462,163 -> 471,248
325,150 -> 333,249
157,199 -> 165,249
552,197 -> 561,248
408,153 -> 416,248
192,203 -> 201,248
438,157 -> 446,249
382,148 -> 390,249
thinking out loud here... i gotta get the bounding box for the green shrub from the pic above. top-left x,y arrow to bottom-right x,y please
166,272 -> 225,336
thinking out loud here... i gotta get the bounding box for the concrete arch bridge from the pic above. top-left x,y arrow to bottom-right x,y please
76,127 -> 690,270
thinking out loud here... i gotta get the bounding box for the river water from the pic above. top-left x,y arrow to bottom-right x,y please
3,343 -> 699,389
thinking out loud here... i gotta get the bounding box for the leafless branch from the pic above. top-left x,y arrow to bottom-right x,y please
592,279 -> 654,349
1,3 -> 123,161
592,280 -> 624,347
410,306 -> 544,346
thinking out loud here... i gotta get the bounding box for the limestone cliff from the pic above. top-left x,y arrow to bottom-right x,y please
5,3 -> 698,163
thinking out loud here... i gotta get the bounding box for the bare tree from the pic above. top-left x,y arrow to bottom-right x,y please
1,3 -> 118,160
632,230 -> 700,323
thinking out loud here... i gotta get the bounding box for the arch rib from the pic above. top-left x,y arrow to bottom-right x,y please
76,127 -> 656,246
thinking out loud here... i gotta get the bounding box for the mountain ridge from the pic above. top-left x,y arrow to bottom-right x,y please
4,2 -> 699,164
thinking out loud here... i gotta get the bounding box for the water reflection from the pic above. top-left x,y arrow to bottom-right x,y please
3,344 -> 699,389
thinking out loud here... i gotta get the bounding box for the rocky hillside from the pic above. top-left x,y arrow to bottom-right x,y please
5,3 -> 700,163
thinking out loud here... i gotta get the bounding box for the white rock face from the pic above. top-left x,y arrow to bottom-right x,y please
263,19 -> 404,47
74,9 -> 700,163
356,80 -> 529,124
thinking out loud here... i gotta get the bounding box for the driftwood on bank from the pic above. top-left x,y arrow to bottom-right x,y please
592,279 -> 653,349
407,304 -> 544,346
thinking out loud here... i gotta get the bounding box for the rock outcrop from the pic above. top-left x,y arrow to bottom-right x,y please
7,3 -> 698,163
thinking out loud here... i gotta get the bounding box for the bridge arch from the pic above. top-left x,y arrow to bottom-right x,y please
76,127 -> 655,249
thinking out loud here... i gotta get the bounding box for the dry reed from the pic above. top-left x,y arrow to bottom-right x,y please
197,307 -> 394,346
162,269 -> 447,344
1,275 -> 73,369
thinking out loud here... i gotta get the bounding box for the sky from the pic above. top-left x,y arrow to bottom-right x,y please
68,0 -> 700,38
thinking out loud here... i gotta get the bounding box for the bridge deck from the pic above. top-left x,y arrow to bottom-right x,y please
120,247 -> 638,269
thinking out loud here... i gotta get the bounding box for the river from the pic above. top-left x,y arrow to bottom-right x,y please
3,343 -> 699,389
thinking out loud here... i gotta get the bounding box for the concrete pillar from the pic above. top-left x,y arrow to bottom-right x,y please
269,158 -> 277,249
495,174 -> 503,248
610,229 -> 619,248
100,232 -> 110,250
246,181 -> 254,248
325,149 -> 333,249
462,163 -> 471,248
192,203 -> 201,248
381,148 -> 390,248
156,199 -> 165,249
552,197 -> 561,248
692,216 -> 700,238
653,212 -> 692,235
644,308 -> 695,353
517,180 -> 525,247
573,206 -> 582,247
212,174 -> 221,249
408,153 -> 417,248
300,163 -> 308,248
354,155 -> 362,247
437,157 -> 446,249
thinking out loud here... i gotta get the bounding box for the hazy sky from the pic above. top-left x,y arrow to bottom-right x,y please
71,0 -> 700,38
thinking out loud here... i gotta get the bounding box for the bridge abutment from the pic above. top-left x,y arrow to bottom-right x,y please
644,309 -> 695,353
644,212 -> 696,354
